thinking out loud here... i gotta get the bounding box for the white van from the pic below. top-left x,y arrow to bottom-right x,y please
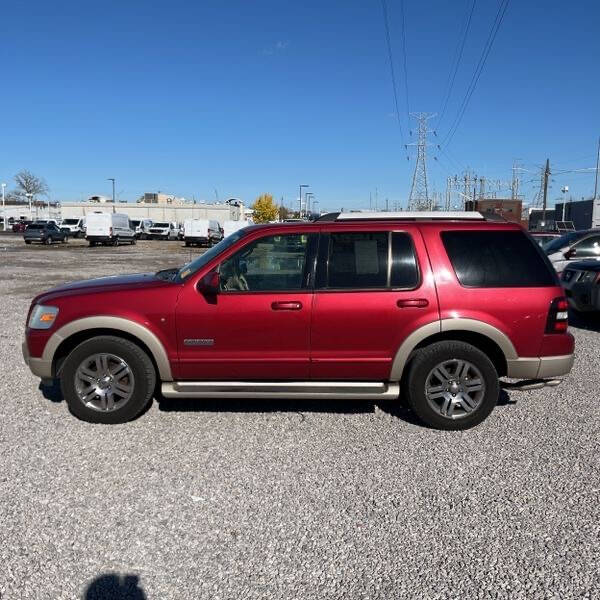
183,219 -> 223,247
131,218 -> 153,239
148,221 -> 178,240
85,212 -> 135,246
60,217 -> 86,238
222,220 -> 250,239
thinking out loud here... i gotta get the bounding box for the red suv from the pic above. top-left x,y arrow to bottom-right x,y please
22,212 -> 574,430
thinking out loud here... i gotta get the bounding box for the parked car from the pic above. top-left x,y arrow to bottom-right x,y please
130,219 -> 153,239
148,222 -> 178,240
12,220 -> 33,233
183,219 -> 223,247
23,222 -> 69,245
561,260 -> 600,312
22,211 -> 574,429
85,212 -> 135,246
33,219 -> 61,227
530,232 -> 561,247
60,217 -> 86,238
544,229 -> 600,273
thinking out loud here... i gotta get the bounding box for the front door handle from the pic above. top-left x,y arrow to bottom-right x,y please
397,298 -> 429,308
271,301 -> 303,311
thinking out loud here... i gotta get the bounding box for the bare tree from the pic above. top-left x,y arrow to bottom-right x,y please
14,170 -> 49,199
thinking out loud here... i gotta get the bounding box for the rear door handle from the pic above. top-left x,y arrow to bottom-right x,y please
397,298 -> 429,308
271,301 -> 303,311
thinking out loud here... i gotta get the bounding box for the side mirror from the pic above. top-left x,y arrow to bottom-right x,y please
197,270 -> 220,295
564,248 -> 576,259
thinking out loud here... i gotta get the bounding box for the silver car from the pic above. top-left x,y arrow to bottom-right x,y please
561,260 -> 600,312
544,230 -> 600,274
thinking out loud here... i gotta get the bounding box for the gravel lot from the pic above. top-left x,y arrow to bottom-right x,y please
0,233 -> 598,599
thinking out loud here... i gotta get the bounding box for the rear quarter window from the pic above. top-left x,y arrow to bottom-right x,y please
441,230 -> 556,287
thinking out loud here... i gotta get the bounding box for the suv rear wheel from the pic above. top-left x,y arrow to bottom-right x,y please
60,336 -> 156,424
406,341 -> 499,430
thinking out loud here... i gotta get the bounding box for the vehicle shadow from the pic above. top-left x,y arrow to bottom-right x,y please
84,572 -> 146,599
38,379 -> 63,403
568,308 -> 600,332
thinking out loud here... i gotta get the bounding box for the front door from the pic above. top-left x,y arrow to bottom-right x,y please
175,231 -> 317,380
310,226 -> 439,380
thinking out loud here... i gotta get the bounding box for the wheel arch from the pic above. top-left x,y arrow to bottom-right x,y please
390,319 -> 516,381
45,317 -> 173,381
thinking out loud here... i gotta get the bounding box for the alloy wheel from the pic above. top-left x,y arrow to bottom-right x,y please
424,359 -> 485,420
74,353 -> 135,412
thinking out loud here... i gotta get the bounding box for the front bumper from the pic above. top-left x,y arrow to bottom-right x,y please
506,354 -> 574,379
22,339 -> 53,379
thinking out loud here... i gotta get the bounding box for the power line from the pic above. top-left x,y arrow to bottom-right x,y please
441,0 -> 511,148
381,0 -> 406,146
400,0 -> 410,119
437,0 -> 477,129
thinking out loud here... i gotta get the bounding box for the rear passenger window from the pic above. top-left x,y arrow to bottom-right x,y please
325,232 -> 418,289
442,230 -> 556,287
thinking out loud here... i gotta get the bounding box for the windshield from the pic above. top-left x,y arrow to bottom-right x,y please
131,220 -> 141,227
62,219 -> 79,225
543,231 -> 588,254
27,224 -> 44,230
177,229 -> 246,281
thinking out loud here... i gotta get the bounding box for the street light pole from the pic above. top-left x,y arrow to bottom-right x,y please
107,178 -> 116,213
305,192 -> 314,217
26,193 -> 33,219
299,184 -> 309,218
1,183 -> 6,231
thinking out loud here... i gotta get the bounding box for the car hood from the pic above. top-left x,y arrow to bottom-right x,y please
33,272 -> 177,304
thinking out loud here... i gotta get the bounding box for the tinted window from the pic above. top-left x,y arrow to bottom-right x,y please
327,232 -> 388,288
391,232 -> 419,288
27,224 -> 43,230
442,230 -> 556,287
220,233 -> 311,291
572,235 -> 600,258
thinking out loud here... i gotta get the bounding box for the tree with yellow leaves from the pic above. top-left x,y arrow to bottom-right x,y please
251,193 -> 279,223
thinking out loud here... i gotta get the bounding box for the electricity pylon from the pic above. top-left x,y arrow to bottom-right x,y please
407,112 -> 436,210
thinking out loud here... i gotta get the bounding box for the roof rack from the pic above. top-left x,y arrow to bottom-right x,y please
315,211 -> 488,222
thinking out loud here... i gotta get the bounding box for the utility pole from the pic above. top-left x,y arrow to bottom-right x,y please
299,184 -> 309,218
407,112 -> 436,210
542,159 -> 550,229
108,178 -> 116,214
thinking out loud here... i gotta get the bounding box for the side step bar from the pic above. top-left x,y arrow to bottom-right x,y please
161,380 -> 399,400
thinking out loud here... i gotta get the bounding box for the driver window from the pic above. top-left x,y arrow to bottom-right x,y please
573,235 -> 600,258
219,233 -> 309,292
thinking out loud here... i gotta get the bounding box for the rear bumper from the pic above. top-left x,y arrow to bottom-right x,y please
22,340 -> 52,379
506,354 -> 574,379
86,235 -> 112,242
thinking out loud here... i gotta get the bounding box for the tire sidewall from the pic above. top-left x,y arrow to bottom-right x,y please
60,336 -> 155,424
407,341 -> 499,430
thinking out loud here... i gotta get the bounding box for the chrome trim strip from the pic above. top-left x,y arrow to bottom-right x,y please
161,380 -> 399,400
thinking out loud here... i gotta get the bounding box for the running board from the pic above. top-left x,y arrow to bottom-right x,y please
161,380 -> 399,400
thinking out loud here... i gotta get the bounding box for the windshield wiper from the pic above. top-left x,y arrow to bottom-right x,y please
155,267 -> 180,281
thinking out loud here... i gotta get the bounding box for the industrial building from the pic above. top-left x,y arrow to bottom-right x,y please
59,194 -> 245,224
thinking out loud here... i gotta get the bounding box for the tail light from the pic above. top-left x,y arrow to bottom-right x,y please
546,297 -> 569,333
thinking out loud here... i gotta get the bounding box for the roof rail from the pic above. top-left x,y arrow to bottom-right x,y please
316,211 -> 486,222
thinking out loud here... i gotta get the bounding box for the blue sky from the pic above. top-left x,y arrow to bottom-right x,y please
1,0 -> 598,211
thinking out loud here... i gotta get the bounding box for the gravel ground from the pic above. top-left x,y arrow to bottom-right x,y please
0,233 -> 598,599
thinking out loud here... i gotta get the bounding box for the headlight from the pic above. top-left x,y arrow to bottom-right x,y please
28,305 -> 59,329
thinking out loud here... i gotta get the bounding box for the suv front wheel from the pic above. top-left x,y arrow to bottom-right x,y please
60,336 -> 156,424
406,341 -> 499,430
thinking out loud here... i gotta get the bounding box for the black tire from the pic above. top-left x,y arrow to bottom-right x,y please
113,236 -> 119,246
62,236 -> 68,243
60,335 -> 156,424
25,240 -> 31,244
406,341 -> 499,431
45,236 -> 52,245
185,241 -> 190,247
89,240 -> 96,247
131,237 -> 136,245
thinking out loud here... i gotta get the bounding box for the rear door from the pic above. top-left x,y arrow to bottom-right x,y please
310,225 -> 439,380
